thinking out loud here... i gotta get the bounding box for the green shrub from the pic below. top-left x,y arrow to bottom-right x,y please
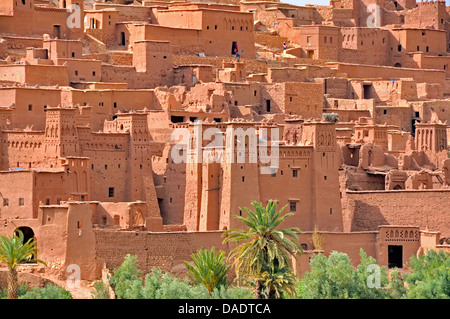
300,249 -> 405,299
109,254 -> 144,299
142,268 -> 209,299
210,285 -> 254,299
20,284 -> 72,299
91,280 -> 111,299
405,249 -> 450,299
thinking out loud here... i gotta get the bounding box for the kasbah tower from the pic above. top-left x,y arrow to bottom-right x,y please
0,0 -> 449,290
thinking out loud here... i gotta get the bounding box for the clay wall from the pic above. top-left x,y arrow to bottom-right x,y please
0,87 -> 61,130
373,105 -> 413,132
1,131 -> 45,170
343,189 -> 450,237
329,62 -> 446,87
81,132 -> 130,202
0,1 -> 83,39
0,171 -> 35,219
93,228 -> 381,279
261,82 -> 324,118
93,3 -> 152,21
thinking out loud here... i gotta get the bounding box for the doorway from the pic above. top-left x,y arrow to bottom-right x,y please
231,41 -> 238,55
53,25 -> 61,39
307,50 -> 314,59
388,245 -> 403,268
121,32 -> 126,46
266,99 -> 271,112
15,227 -> 36,263
363,84 -> 372,99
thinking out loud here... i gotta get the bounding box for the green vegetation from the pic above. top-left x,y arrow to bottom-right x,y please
223,200 -> 302,299
405,249 -> 450,299
0,230 -> 46,299
184,246 -> 231,294
98,254 -> 252,299
20,284 -> 73,299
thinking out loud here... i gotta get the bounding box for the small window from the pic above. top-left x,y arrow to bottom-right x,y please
290,202 -> 296,212
28,105 -> 32,111
45,199 -> 50,205
383,109 -> 387,115
92,71 -> 96,76
398,45 -> 402,52
242,176 -> 245,182
113,102 -> 117,108
72,52 -> 75,58
108,187 -> 114,198
292,169 -> 298,177
215,25 -> 217,30
3,198 -> 9,206
19,198 -> 24,206
75,70 -> 78,76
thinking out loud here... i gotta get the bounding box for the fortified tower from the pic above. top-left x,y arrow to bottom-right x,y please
301,121 -> 343,232
43,107 -> 79,163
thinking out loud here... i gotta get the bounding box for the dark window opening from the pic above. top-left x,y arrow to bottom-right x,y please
388,245 -> 403,268
108,187 -> 114,198
170,116 -> 185,123
266,99 -> 271,112
231,41 -> 238,55
363,84 -> 372,99
292,169 -> 298,177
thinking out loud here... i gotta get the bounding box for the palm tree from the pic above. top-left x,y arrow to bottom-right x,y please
184,246 -> 231,295
222,200 -> 302,299
0,230 -> 46,299
256,263 -> 298,299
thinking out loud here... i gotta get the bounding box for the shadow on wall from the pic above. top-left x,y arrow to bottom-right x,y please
350,200 -> 389,232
